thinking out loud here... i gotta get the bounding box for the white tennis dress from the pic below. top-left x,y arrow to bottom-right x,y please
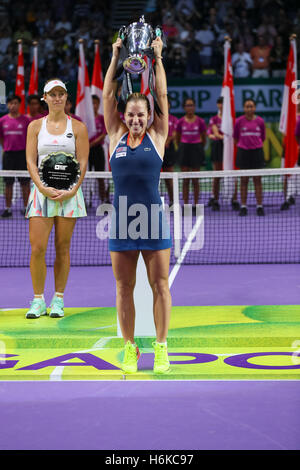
26,115 -> 86,218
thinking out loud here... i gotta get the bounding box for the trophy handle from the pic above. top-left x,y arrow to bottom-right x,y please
155,25 -> 167,49
118,26 -> 127,41
155,27 -> 162,38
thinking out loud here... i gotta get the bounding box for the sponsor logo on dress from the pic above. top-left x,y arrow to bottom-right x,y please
116,146 -> 127,158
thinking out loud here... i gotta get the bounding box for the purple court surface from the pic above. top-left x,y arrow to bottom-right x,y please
0,380 -> 299,450
1,264 -> 300,450
1,264 -> 300,308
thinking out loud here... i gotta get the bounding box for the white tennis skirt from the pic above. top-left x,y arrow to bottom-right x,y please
25,183 -> 87,218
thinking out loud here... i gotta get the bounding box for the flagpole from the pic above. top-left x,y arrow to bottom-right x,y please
16,39 -> 25,114
27,41 -> 38,114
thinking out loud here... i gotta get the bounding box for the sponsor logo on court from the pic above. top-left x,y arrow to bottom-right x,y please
1,351 -> 299,372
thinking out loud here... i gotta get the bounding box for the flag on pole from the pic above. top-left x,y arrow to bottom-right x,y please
15,40 -> 25,114
279,35 -> 298,168
75,40 -> 96,137
91,40 -> 104,114
27,41 -> 38,113
28,42 -> 38,95
140,56 -> 154,126
221,38 -> 236,170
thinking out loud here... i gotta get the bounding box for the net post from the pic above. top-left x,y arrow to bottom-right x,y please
172,172 -> 181,258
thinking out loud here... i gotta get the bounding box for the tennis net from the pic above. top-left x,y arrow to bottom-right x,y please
0,168 -> 299,266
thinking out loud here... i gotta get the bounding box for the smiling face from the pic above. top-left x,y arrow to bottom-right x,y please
124,99 -> 150,136
44,87 -> 67,111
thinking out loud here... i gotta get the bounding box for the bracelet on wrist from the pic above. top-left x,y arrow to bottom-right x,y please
156,56 -> 163,60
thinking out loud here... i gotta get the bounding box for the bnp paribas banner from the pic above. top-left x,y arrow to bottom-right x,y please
167,78 -> 284,120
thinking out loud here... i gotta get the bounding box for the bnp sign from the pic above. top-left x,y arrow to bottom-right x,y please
168,82 -> 284,117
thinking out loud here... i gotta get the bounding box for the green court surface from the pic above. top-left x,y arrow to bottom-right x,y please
0,305 -> 300,381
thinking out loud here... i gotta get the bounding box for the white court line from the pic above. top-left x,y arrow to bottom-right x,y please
169,214 -> 204,289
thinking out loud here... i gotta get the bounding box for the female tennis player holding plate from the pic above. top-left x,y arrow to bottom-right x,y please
25,79 -> 89,319
103,36 -> 172,374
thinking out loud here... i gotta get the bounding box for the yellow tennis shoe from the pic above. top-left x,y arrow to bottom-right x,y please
153,341 -> 170,374
122,341 -> 140,374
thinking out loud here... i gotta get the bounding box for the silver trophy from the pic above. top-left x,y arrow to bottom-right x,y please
117,16 -> 165,115
121,16 -> 155,74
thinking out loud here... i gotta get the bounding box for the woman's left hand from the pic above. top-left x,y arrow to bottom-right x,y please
49,189 -> 76,202
151,36 -> 163,59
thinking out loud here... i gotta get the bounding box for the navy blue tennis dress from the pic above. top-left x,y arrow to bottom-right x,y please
109,132 -> 172,251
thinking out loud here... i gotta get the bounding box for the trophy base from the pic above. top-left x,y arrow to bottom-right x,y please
123,55 -> 146,75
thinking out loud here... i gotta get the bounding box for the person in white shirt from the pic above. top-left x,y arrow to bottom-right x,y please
232,42 -> 252,78
195,23 -> 215,67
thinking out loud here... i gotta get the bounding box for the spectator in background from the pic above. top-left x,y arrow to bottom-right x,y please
178,21 -> 195,50
232,42 -> 252,78
195,23 -> 215,68
250,35 -> 271,78
72,0 -> 92,29
257,15 -> 277,47
269,35 -> 288,77
54,14 -> 72,33
275,8 -> 291,38
185,41 -> 202,77
36,10 -> 52,36
0,27 -> 12,62
13,23 -> 33,58
166,45 -> 186,77
0,2 -> 8,24
162,13 -> 179,39
175,0 -> 196,21
237,25 -> 254,52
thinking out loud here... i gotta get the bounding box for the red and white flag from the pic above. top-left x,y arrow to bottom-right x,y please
27,42 -> 38,113
279,37 -> 298,168
140,56 -> 154,126
221,38 -> 236,170
75,40 -> 96,137
15,41 -> 25,114
91,40 -> 104,114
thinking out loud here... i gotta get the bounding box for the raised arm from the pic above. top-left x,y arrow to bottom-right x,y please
103,38 -> 126,141
149,37 -> 169,141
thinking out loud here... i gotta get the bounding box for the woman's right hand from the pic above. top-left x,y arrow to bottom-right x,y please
112,38 -> 123,58
39,186 -> 61,199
